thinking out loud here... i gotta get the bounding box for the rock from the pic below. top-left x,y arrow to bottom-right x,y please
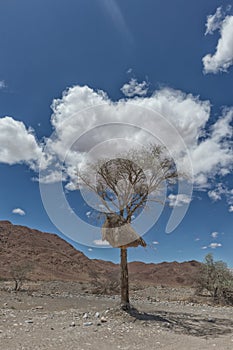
83,322 -> 93,326
25,320 -> 33,324
83,313 -> 88,319
69,322 -> 76,327
95,312 -> 100,318
100,317 -> 107,323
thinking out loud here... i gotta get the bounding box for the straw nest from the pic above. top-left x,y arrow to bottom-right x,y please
102,214 -> 146,249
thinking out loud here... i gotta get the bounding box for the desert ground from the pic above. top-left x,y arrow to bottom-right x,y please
1,281 -> 233,350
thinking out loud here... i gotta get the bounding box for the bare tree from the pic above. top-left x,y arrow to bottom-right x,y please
10,262 -> 33,292
77,144 -> 179,309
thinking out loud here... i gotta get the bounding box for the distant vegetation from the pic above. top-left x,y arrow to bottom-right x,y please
195,254 -> 233,305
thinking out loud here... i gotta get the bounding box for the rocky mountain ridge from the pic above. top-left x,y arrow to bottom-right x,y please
0,220 -> 201,286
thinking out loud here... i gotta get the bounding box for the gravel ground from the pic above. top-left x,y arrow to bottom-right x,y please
1,282 -> 233,350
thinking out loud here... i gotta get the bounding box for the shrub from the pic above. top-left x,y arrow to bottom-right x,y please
195,254 -> 233,305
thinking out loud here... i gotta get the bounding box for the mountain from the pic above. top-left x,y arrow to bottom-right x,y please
0,220 -> 100,281
0,220 -> 201,286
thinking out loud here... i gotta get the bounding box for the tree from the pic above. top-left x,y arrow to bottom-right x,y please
77,144 -> 179,309
10,262 -> 33,292
196,253 -> 233,304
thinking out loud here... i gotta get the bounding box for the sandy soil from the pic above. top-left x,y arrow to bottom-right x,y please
1,281 -> 233,350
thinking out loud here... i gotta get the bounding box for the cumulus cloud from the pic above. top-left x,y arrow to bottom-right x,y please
229,205 -> 233,212
121,79 -> 148,97
0,117 -> 45,169
168,194 -> 192,207
203,6 -> 233,73
93,239 -> 110,246
12,208 -> 26,216
209,242 -> 222,249
201,246 -> 208,250
0,83 -> 232,202
211,231 -> 218,238
38,84 -> 233,193
152,241 -> 159,245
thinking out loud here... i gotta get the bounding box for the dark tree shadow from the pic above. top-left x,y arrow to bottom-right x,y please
125,306 -> 233,337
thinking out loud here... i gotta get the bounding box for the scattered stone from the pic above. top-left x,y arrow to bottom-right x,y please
83,322 -> 93,326
100,317 -> 107,323
70,322 -> 76,327
207,318 -> 215,323
25,320 -> 33,324
83,313 -> 88,319
95,312 -> 100,318
35,306 -> 43,310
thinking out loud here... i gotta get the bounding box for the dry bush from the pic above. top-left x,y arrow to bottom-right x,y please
10,262 -> 34,292
91,277 -> 120,296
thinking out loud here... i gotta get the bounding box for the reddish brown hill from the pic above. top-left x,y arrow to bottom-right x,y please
0,220 -> 201,286
128,260 -> 201,286
0,220 -> 100,281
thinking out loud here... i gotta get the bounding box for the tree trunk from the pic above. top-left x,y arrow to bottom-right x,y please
120,247 -> 130,309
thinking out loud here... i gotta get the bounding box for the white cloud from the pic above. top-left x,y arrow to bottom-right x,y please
39,85 -> 233,192
0,117 -> 44,169
121,79 -> 148,97
152,241 -> 159,245
208,189 -> 222,201
211,231 -> 218,238
201,246 -> 208,250
12,208 -> 26,216
93,239 -> 110,246
0,84 -> 232,200
86,211 -> 91,217
203,8 -> 233,74
38,170 -> 66,184
205,7 -> 224,35
229,205 -> 233,212
209,242 -> 222,249
88,248 -> 93,251
208,183 -> 233,206
0,80 -> 6,89
195,238 -> 200,241
168,194 -> 192,207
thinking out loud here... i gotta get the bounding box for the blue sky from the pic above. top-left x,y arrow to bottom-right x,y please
0,0 -> 232,266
